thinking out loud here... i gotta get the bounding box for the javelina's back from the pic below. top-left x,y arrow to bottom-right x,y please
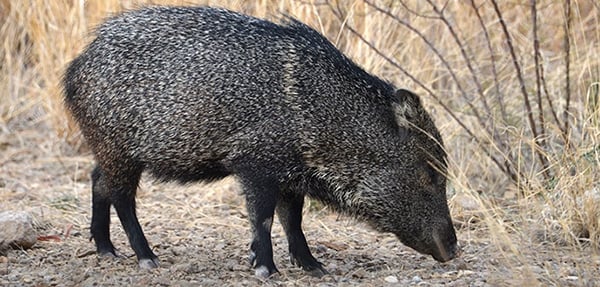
64,6 -> 457,277
65,6 -> 394,181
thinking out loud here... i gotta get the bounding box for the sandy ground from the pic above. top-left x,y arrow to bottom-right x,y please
1,121 -> 599,286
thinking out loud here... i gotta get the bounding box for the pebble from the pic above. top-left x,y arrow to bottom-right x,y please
564,276 -> 578,281
384,275 -> 399,283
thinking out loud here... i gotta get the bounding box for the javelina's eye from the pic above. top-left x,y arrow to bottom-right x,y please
425,163 -> 439,184
418,163 -> 435,185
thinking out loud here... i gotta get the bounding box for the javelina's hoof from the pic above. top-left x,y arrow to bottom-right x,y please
290,253 -> 328,277
97,248 -> 121,262
250,251 -> 278,279
96,241 -> 119,259
138,258 -> 160,269
254,265 -> 278,279
98,250 -> 119,258
248,250 -> 256,266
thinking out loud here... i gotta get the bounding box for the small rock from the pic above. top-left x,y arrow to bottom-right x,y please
7,274 -> 18,282
412,275 -> 422,283
384,275 -> 399,283
564,275 -> 578,281
455,258 -> 469,270
171,246 -> 187,256
0,211 -> 37,250
351,268 -> 367,278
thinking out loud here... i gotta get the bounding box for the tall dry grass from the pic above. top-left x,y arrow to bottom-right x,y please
1,0 -> 599,281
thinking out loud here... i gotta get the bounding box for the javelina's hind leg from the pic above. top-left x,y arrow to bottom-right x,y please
240,173 -> 279,278
90,166 -> 117,257
107,167 -> 159,269
276,193 -> 328,277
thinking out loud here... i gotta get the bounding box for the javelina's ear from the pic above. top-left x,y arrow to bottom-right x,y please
391,89 -> 422,128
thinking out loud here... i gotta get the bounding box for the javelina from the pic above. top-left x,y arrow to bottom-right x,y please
63,6 -> 458,277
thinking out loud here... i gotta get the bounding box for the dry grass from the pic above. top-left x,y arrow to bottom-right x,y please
1,0 -> 600,285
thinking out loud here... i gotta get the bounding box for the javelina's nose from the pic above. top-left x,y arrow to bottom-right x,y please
432,227 -> 460,262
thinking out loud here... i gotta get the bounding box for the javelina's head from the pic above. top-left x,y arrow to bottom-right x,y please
360,89 -> 458,262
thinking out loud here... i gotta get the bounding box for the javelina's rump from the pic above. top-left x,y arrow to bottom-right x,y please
64,6 -> 458,277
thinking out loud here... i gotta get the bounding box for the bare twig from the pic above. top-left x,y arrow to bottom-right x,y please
539,48 -> 570,147
563,0 -> 572,144
531,0 -> 544,139
396,1 -> 438,19
469,0 -> 516,183
491,0 -> 549,181
425,0 -> 492,116
490,1 -> 535,135
530,0 -> 550,180
469,0 -> 506,123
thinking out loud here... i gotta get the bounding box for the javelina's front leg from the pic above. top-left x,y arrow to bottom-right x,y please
241,175 -> 279,278
277,193 -> 327,276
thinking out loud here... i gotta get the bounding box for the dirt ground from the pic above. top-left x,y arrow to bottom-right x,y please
1,121 -> 599,286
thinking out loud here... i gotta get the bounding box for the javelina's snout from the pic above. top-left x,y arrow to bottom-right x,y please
395,217 -> 459,263
431,223 -> 459,262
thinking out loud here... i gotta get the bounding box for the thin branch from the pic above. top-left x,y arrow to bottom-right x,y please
563,0 -> 572,144
490,0 -> 536,136
539,45 -> 571,147
490,0 -> 549,179
425,0 -> 492,116
469,0 -> 507,123
530,0 -> 551,180
396,1 -> 438,19
531,0 -> 544,139
469,0 -> 516,183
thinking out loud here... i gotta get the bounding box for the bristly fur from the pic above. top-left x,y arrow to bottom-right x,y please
63,6 -> 458,276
